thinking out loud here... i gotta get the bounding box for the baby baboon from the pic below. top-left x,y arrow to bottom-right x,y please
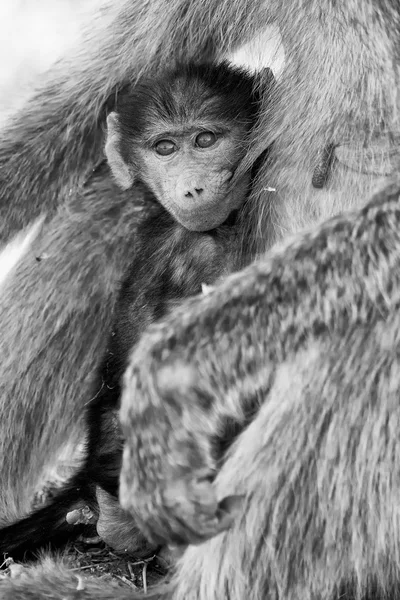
0,62 -> 268,560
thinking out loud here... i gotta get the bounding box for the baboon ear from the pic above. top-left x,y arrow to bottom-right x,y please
105,112 -> 135,190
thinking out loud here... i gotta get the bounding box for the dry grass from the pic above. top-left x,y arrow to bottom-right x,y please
0,539 -> 168,592
0,462 -> 168,592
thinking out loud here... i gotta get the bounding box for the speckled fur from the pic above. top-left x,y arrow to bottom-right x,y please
0,0 -> 400,598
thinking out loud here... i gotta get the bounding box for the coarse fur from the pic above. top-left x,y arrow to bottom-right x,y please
0,159 -> 144,524
0,0 -> 400,598
120,178 -> 400,546
0,203 -> 244,560
4,181 -> 400,599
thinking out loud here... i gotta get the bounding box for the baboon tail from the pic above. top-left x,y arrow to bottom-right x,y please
0,558 -> 169,600
0,477 -> 96,563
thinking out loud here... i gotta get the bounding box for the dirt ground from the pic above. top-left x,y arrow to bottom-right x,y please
61,540 -> 167,591
1,540 -> 168,592
0,529 -> 168,592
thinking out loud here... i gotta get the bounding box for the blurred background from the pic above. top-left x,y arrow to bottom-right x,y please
0,0 -> 284,128
0,0 -> 97,126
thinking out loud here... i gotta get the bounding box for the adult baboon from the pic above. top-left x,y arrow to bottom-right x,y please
0,0 -> 400,598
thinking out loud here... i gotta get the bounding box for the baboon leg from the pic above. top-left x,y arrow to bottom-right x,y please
95,488 -> 156,556
0,169 -> 143,523
119,180 -> 400,545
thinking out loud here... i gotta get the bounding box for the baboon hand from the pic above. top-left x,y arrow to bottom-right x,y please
120,361 -> 244,545
162,475 -> 243,544
120,462 -> 243,545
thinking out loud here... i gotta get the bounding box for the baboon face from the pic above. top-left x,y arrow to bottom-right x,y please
132,123 -> 251,232
105,62 -> 262,232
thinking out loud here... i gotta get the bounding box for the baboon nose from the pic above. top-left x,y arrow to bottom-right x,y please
185,187 -> 204,198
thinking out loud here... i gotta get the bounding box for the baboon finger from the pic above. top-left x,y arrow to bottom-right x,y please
121,470 -> 241,546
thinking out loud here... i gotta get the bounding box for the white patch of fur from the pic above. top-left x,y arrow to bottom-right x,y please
229,25 -> 285,76
0,217 -> 44,289
105,113 -> 134,190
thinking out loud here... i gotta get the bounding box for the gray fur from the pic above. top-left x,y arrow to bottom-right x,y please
0,0 -> 399,597
3,181 -> 400,599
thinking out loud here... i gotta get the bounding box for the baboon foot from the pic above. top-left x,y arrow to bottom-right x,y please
96,488 -> 157,556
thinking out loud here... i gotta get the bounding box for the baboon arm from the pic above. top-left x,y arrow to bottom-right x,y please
0,172 -> 143,522
119,181 -> 400,546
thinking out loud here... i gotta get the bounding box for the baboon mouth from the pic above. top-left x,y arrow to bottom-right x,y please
173,201 -> 240,232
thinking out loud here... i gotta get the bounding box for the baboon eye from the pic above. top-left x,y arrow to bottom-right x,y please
195,131 -> 217,148
154,139 -> 176,156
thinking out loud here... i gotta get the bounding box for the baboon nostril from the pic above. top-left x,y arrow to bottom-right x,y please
185,188 -> 203,198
